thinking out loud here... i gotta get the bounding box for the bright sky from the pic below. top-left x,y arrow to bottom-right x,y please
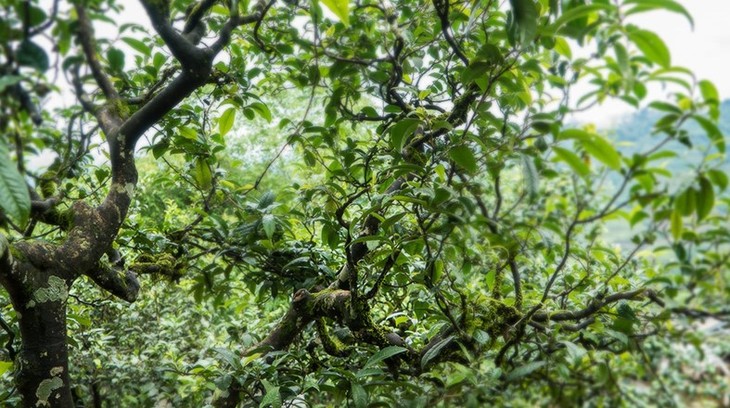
572,0 -> 730,125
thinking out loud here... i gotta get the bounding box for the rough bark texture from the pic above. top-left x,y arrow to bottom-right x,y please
0,2 -> 257,403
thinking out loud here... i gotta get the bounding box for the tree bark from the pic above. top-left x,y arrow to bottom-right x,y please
15,300 -> 73,407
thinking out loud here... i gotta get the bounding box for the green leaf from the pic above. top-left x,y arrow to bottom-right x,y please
320,0 -> 350,25
506,361 -> 546,381
560,129 -> 621,170
521,155 -> 539,201
696,176 -> 714,221
670,208 -> 682,240
548,4 -> 615,32
16,40 -> 49,72
691,115 -> 725,153
248,102 -> 272,123
0,361 -> 12,376
262,214 -> 276,240
212,347 -> 241,370
552,146 -> 589,177
389,118 -> 421,152
624,0 -> 693,29
707,169 -> 728,191
363,346 -> 407,369
448,146 -> 478,174
421,335 -> 455,369
0,140 -> 30,226
350,382 -> 367,408
17,4 -> 47,27
674,188 -> 695,217
509,0 -> 538,44
0,75 -> 22,92
107,47 -> 125,72
259,379 -> 282,408
122,37 -> 151,56
219,107 -> 236,136
461,61 -> 491,84
698,80 -> 719,104
193,158 -> 212,190
627,28 -> 671,68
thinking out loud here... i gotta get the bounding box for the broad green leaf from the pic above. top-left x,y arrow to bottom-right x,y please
363,346 -> 407,369
560,341 -> 586,362
0,361 -> 13,377
219,107 -> 236,136
16,40 -> 49,72
624,0 -> 693,29
548,4 -> 615,32
262,214 -> 276,240
462,61 -> 490,84
553,37 -> 572,58
506,361 -> 546,381
0,140 -> 30,226
521,155 -> 539,201
107,47 -> 125,72
212,348 -> 241,370
560,129 -> 621,170
421,335 -> 455,369
389,118 -> 421,152
707,169 -> 728,191
509,0 -> 538,44
691,115 -> 726,153
696,176 -> 714,220
18,4 -> 47,27
0,360 -> 12,375
670,208 -> 682,240
259,379 -> 282,408
193,158 -> 212,190
350,382 -> 367,408
248,102 -> 272,123
122,37 -> 151,56
627,28 -> 671,68
448,146 -> 478,174
698,80 -> 719,103
320,0 -> 350,25
553,146 -> 589,177
0,75 -> 22,92
674,188 -> 695,217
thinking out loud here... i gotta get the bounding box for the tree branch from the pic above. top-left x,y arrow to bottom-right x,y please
139,0 -> 207,68
75,6 -> 119,101
84,261 -> 140,303
532,288 -> 656,322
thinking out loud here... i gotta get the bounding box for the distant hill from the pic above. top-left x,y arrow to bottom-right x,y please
610,99 -> 730,158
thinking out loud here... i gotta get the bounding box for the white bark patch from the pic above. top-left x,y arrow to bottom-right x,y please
124,182 -> 135,198
49,366 -> 64,376
35,376 -> 63,407
27,276 -> 68,308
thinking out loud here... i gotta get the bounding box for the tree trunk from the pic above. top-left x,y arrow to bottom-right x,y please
14,299 -> 73,407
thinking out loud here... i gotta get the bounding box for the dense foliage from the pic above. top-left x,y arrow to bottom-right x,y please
1,0 -> 728,406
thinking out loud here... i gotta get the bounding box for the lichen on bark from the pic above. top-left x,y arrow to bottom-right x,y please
27,276 -> 68,308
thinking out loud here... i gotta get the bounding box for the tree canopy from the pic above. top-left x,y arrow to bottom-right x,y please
0,0 -> 728,406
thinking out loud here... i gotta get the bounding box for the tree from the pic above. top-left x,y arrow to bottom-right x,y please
0,0 -> 727,406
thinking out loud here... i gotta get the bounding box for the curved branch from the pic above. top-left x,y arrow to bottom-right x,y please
531,288 -> 657,322
75,6 -> 119,101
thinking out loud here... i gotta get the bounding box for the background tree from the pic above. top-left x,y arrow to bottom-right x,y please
1,0 -> 728,406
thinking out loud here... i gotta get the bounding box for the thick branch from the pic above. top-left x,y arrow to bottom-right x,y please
85,262 -> 140,303
140,0 -> 207,67
119,71 -> 215,151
